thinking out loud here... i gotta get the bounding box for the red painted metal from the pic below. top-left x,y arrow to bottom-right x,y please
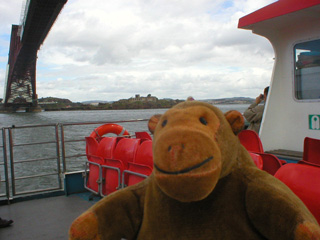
5,0 -> 67,109
238,0 -> 320,29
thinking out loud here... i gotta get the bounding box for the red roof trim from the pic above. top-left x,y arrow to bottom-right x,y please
238,0 -> 320,28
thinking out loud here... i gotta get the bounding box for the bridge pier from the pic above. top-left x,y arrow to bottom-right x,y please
0,103 -> 42,113
26,105 -> 42,112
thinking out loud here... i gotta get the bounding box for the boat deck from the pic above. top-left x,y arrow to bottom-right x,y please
266,149 -> 303,162
0,193 -> 99,240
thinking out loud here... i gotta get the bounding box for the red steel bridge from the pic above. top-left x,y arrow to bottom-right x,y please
3,0 -> 67,112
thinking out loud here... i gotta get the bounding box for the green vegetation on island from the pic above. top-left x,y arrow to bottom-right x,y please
38,95 -> 184,111
1,95 -> 254,112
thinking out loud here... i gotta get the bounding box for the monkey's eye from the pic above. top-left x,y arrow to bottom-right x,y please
199,117 -> 207,125
162,119 -> 168,127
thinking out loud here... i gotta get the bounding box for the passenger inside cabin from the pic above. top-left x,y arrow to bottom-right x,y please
244,86 -> 269,134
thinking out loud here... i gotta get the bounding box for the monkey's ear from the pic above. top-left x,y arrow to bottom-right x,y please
224,110 -> 245,135
148,114 -> 162,134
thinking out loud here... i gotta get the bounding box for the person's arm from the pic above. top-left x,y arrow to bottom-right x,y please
243,95 -> 264,123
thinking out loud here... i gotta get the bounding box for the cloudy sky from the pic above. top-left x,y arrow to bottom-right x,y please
0,0 -> 276,102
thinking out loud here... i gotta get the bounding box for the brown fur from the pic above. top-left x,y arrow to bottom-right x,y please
69,101 -> 320,240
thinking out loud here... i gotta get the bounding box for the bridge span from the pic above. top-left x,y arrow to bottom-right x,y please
2,0 -> 67,112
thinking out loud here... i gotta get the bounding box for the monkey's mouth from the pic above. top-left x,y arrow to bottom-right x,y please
154,156 -> 214,175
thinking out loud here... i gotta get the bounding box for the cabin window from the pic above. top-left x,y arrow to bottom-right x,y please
294,39 -> 320,100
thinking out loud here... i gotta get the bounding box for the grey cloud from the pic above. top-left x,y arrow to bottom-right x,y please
1,0 -> 277,101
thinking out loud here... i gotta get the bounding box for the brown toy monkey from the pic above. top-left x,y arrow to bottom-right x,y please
69,101 -> 320,240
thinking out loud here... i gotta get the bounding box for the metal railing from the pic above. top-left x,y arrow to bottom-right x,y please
1,129 -> 10,201
8,124 -> 61,196
0,119 -> 148,201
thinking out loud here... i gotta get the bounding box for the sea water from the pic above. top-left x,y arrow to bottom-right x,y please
0,104 -> 249,195
0,104 -> 249,128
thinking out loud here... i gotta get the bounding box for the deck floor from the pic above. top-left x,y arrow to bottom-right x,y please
0,193 -> 98,240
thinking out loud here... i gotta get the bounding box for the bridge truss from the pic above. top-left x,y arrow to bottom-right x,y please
3,0 -> 67,112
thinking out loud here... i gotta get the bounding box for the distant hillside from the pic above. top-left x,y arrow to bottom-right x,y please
36,96 -> 183,111
203,97 -> 254,104
36,96 -> 254,111
81,100 -> 113,104
38,97 -> 72,104
38,96 -> 254,104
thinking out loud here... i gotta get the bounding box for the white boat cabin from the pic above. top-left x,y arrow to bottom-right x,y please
238,0 -> 320,159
